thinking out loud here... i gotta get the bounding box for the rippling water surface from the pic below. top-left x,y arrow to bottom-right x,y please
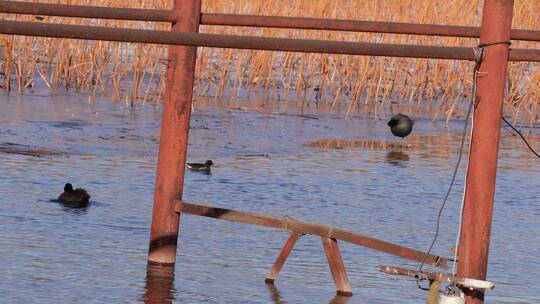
1,93 -> 539,303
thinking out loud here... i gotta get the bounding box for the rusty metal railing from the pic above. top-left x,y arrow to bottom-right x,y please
1,20 -> 540,62
1,1 -> 540,41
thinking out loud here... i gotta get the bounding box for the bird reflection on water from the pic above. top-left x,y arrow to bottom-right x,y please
386,150 -> 410,167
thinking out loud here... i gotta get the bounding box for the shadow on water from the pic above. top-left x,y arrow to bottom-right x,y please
188,170 -> 212,175
329,295 -> 351,304
48,198 -> 91,211
142,264 -> 176,304
48,199 -> 93,214
60,206 -> 89,214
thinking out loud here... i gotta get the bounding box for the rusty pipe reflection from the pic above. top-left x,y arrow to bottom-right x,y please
142,264 -> 176,304
266,283 -> 350,304
266,283 -> 284,304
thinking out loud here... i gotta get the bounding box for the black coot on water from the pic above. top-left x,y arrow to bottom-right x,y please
388,113 -> 414,139
58,183 -> 90,207
186,160 -> 213,172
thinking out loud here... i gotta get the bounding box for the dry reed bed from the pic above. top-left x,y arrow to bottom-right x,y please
1,0 -> 540,125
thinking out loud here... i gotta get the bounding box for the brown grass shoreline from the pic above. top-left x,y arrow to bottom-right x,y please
1,0 -> 540,125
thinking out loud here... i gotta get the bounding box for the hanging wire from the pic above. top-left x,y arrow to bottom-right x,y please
414,46 -> 484,290
414,41 -> 520,290
451,108 -> 476,276
501,116 -> 540,158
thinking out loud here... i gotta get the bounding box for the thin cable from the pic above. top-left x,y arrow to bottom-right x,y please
415,48 -> 483,287
502,116 -> 540,158
414,41 -> 512,290
451,100 -> 475,276
449,41 -> 512,276
449,50 -> 485,276
416,97 -> 473,270
478,41 -> 512,48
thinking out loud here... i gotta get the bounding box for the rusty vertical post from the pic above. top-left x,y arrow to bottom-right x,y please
148,0 -> 201,265
457,1 -> 513,303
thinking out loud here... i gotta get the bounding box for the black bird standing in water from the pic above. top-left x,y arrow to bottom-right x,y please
186,160 -> 213,172
387,113 -> 414,139
58,183 -> 90,207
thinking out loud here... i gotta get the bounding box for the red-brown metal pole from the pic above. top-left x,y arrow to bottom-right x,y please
457,1 -> 514,303
148,0 -> 201,265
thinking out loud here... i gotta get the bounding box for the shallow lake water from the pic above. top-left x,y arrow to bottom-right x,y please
1,92 -> 539,303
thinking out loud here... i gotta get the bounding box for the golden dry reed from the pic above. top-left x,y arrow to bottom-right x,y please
1,0 -> 540,125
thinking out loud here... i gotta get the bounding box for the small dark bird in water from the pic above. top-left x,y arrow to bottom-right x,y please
387,113 -> 414,138
186,160 -> 213,172
58,183 -> 90,207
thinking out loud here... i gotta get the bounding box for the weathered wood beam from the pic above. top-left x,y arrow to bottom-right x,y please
177,201 -> 448,267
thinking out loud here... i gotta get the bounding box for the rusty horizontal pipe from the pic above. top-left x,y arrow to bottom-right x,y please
0,1 -> 175,22
2,1 -> 540,42
0,19 -> 477,61
179,201 -> 447,267
1,20 -> 539,62
203,13 -> 481,37
0,20 -> 475,60
202,13 -> 540,43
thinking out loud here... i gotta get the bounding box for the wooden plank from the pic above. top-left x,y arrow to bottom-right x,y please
178,201 -> 448,267
379,266 -> 495,290
265,233 -> 301,284
322,237 -> 352,296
